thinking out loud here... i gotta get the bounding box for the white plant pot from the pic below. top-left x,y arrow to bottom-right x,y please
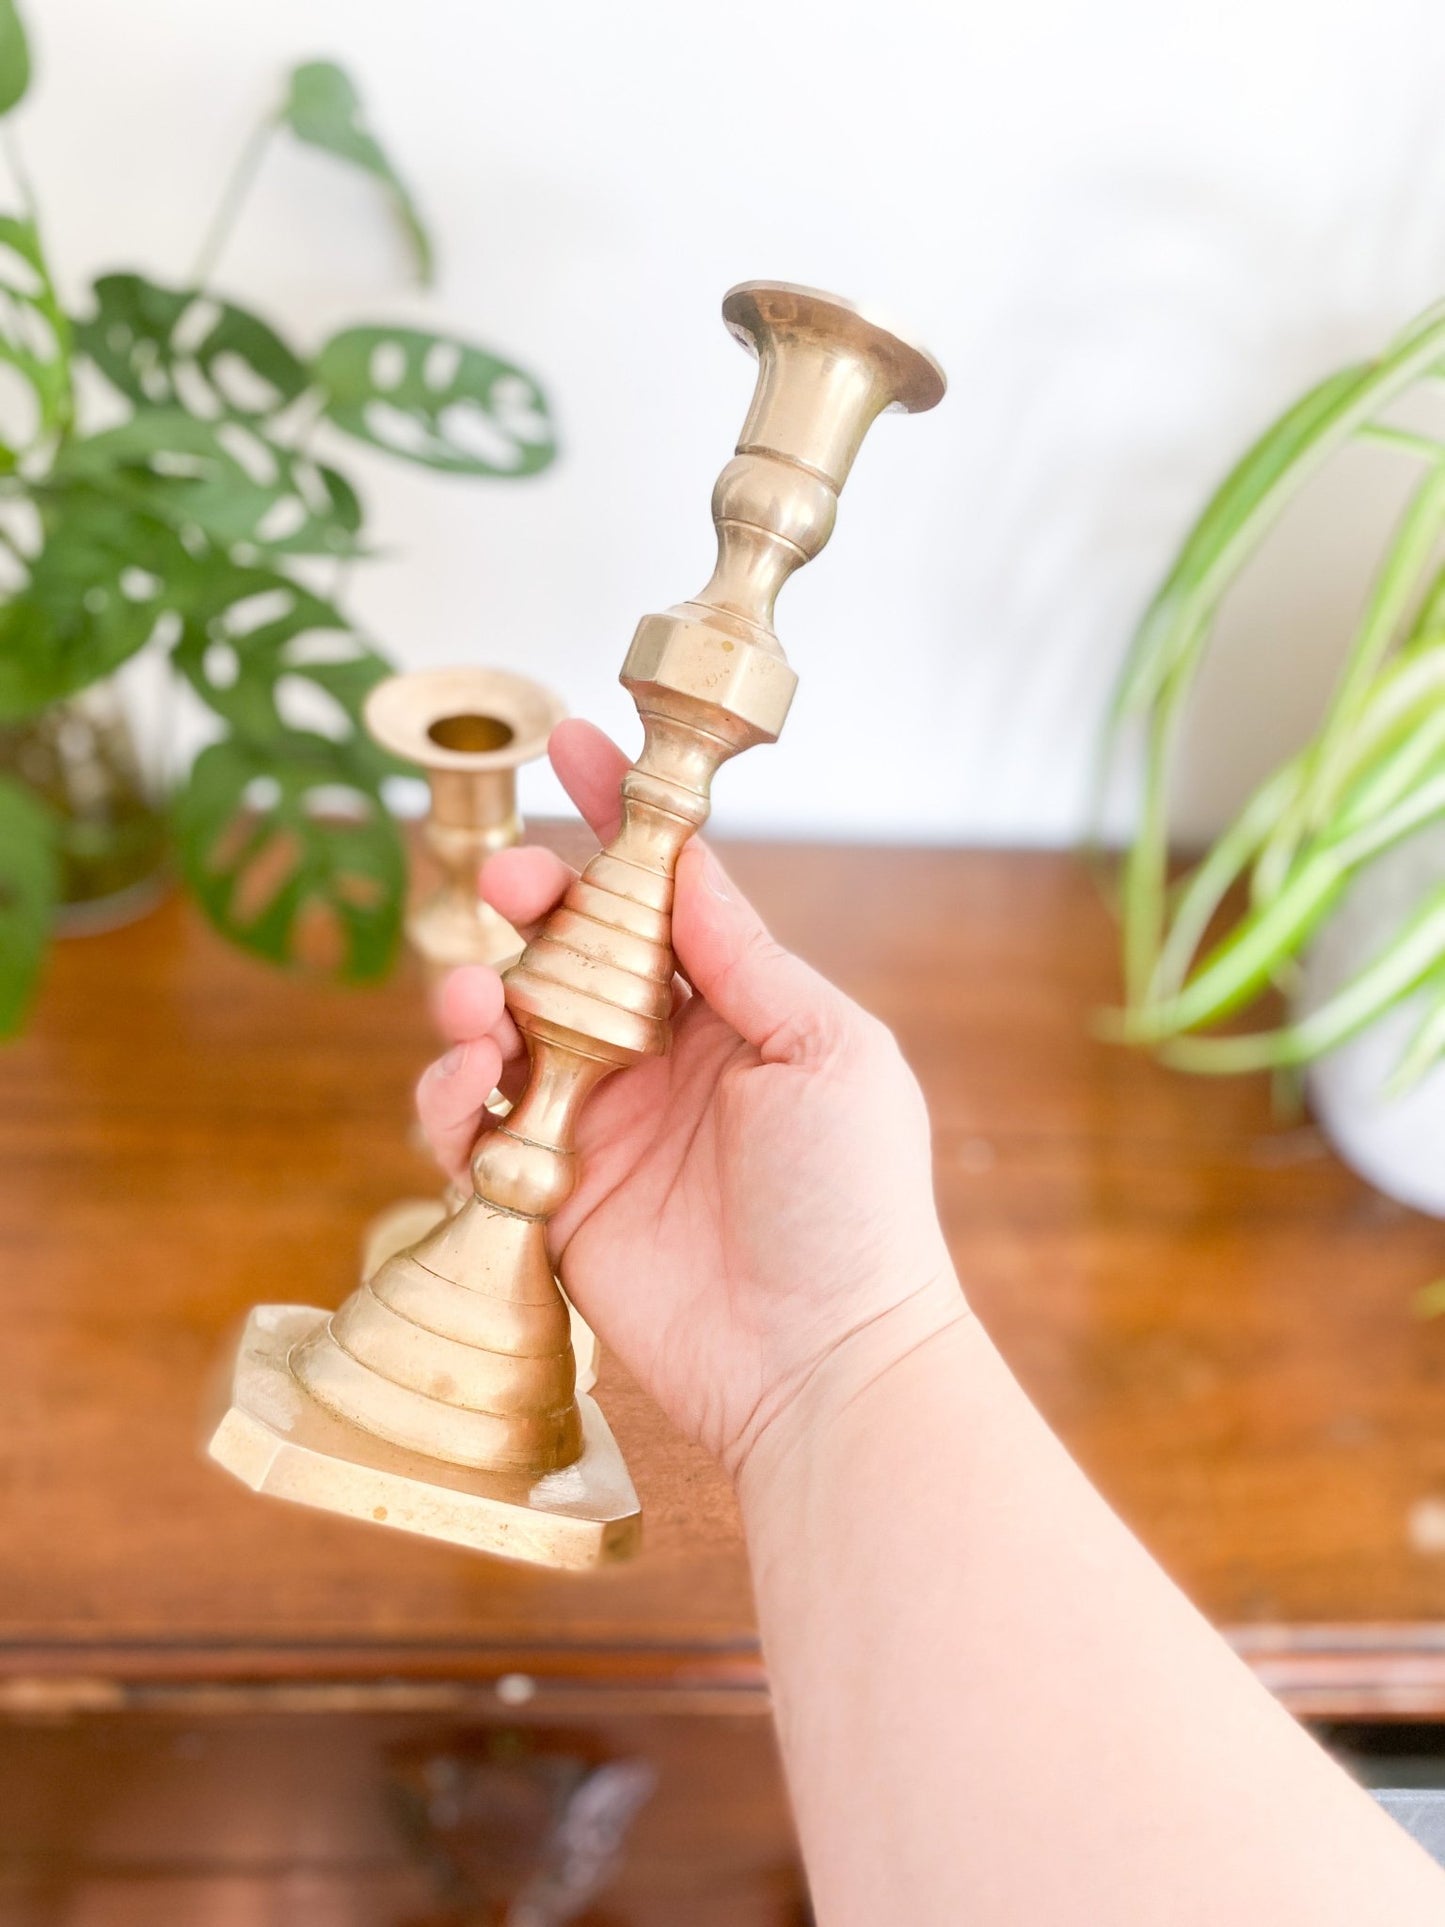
1303,822 -> 1445,1217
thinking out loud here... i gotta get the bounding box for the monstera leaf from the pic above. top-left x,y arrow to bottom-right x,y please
315,325 -> 556,476
0,776 -> 56,1035
172,563 -> 392,772
76,273 -> 308,422
175,731 -> 404,981
55,410 -> 362,556
0,25 -> 558,1034
279,61 -> 432,285
0,0 -> 29,120
0,216 -> 72,457
0,489 -> 189,719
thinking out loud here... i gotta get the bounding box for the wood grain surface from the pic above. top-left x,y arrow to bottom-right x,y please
3,841 -> 1445,1718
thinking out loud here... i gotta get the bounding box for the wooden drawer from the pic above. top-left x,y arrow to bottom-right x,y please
0,1706 -> 806,1925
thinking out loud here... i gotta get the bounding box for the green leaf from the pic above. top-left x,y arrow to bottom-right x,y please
279,60 -> 432,285
0,487 -> 190,719
0,214 -> 72,453
1110,361 -> 1371,731
1123,845 -> 1350,1043
1356,422 -> 1445,464
1127,753 -> 1445,1048
1251,462 -> 1445,897
1159,883 -> 1445,1074
1295,644 -> 1445,831
170,562 -> 393,774
1322,754 -> 1445,874
55,409 -> 362,557
0,774 -> 55,1035
1390,970 -> 1445,1093
315,325 -> 556,477
0,0 -> 30,120
1107,294 -> 1445,1020
1154,647 -> 1445,1009
1330,700 -> 1445,842
174,731 -> 404,983
1108,365 -> 1367,999
75,273 -> 308,422
1119,668 -> 1187,1002
1150,755 -> 1307,1002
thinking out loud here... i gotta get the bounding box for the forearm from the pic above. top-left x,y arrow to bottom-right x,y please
739,1291 -> 1443,1926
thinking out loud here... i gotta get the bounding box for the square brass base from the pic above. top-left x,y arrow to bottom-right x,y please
207,1306 -> 641,1570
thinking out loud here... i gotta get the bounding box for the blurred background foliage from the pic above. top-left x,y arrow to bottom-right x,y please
1106,298 -> 1445,1090
0,1 -> 556,1034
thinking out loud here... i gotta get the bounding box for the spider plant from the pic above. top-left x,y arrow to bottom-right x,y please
1104,294 -> 1445,1092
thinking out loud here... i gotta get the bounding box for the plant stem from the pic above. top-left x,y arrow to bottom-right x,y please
1308,467 -> 1445,807
190,115 -> 277,291
1121,661 -> 1187,1004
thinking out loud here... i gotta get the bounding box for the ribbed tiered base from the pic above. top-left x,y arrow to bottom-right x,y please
358,1196 -> 599,1395
207,1305 -> 640,1570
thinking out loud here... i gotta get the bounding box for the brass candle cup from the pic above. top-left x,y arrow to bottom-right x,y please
207,281 -> 944,1570
365,665 -> 566,983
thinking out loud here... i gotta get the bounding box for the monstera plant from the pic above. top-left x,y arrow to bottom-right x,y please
0,4 -> 556,1033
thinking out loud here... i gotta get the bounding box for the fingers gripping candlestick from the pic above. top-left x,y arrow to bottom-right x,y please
207,281 -> 945,1569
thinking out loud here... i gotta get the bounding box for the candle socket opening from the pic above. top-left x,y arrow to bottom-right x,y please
427,713 -> 516,754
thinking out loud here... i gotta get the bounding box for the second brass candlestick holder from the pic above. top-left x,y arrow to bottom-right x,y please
208,279 -> 944,1569
356,665 -> 556,1278
355,664 -> 600,1394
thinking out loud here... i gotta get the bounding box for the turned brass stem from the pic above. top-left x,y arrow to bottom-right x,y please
490,285 -> 946,1196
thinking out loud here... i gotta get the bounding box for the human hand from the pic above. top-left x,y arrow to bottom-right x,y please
417,718 -> 966,1481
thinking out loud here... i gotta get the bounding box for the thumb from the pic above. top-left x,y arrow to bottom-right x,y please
671,842 -> 856,1066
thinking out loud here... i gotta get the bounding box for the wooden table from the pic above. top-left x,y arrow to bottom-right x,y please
3,843 -> 1445,1917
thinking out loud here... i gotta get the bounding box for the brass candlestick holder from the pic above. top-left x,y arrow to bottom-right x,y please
208,280 -> 944,1570
355,665 -> 601,1394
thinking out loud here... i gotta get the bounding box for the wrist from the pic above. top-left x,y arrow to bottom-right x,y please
731,1268 -> 976,1524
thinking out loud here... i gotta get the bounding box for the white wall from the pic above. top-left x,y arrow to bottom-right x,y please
21,0 -> 1445,843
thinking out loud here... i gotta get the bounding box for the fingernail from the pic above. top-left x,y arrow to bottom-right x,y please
699,845 -> 732,902
437,1044 -> 466,1078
